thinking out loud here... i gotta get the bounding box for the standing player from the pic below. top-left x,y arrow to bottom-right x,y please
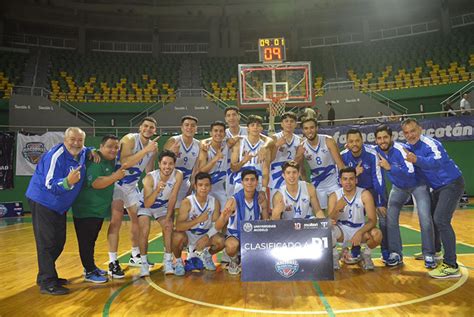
230,115 -> 270,196
340,128 -> 388,264
164,116 -> 200,208
197,121 -> 229,210
402,118 -> 465,279
295,117 -> 344,209
269,112 -> 303,199
328,167 -> 382,271
374,125 -> 436,268
137,150 -> 183,277
272,160 -> 325,220
107,117 -> 159,277
224,106 -> 248,139
171,172 -> 225,276
215,170 -> 269,275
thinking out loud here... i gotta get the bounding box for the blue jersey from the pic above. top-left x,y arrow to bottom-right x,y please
407,135 -> 462,190
340,145 -> 386,207
270,132 -> 302,190
376,142 -> 421,189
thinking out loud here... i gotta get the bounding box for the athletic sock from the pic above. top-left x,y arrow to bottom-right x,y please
141,254 -> 148,265
109,252 -> 118,263
132,246 -> 140,258
164,252 -> 172,262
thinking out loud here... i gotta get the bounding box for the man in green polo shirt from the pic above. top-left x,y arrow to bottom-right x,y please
72,135 -> 127,283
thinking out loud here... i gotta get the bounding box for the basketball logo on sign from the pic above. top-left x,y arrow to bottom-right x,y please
294,222 -> 302,230
275,260 -> 300,278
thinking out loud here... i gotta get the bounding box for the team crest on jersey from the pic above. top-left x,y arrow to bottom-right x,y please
22,142 -> 46,164
275,260 -> 299,278
192,152 -> 196,157
302,198 -> 309,204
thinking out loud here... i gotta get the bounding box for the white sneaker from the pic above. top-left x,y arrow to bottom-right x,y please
227,259 -> 241,275
221,249 -> 231,269
129,255 -> 142,267
163,260 -> 174,275
200,250 -> 216,271
140,263 -> 150,277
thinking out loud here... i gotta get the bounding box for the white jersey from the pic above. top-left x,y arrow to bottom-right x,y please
227,197 -> 258,238
270,132 -> 302,189
175,135 -> 200,184
303,135 -> 338,189
335,187 -> 366,228
186,194 -> 215,236
116,133 -> 154,187
138,169 -> 178,219
233,137 -> 264,191
207,142 -> 229,193
225,126 -> 248,139
225,126 -> 247,196
279,181 -> 313,220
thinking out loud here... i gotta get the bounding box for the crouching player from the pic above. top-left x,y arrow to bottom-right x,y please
137,150 -> 183,277
215,170 -> 269,275
171,172 -> 224,276
328,167 -> 382,271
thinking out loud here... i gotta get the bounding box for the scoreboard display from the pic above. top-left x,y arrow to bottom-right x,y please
258,37 -> 287,63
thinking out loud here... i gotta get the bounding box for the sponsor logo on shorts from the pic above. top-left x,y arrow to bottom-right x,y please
275,260 -> 299,278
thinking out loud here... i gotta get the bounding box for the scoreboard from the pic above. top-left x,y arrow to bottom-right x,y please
258,37 -> 287,63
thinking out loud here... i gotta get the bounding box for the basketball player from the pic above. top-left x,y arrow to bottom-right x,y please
197,121 -> 229,210
295,117 -> 344,209
215,169 -> 269,275
269,112 -> 303,200
328,167 -> 382,271
340,128 -> 388,264
107,117 -> 159,278
230,115 -> 271,196
137,150 -> 183,277
272,160 -> 325,220
224,106 -> 248,140
171,172 -> 225,276
163,116 -> 201,209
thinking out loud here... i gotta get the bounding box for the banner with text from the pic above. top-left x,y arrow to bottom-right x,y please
308,116 -> 474,147
16,132 -> 64,176
240,219 -> 334,282
0,133 -> 15,190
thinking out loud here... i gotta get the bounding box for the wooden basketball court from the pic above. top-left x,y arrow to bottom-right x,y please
0,207 -> 473,317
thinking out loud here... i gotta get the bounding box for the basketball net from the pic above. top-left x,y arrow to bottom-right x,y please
268,92 -> 287,134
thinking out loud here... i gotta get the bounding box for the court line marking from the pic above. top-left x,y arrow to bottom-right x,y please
312,281 -> 335,317
102,279 -> 136,317
0,225 -> 32,234
400,224 -> 474,248
102,233 -> 163,265
145,262 -> 469,314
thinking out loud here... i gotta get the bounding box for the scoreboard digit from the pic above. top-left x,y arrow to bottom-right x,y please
258,37 -> 286,63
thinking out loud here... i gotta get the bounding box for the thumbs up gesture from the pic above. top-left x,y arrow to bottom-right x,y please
67,165 -> 82,186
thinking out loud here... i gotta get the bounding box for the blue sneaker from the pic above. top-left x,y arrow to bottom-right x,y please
85,271 -> 108,283
380,249 -> 390,263
185,257 -> 204,272
386,252 -> 403,266
424,255 -> 437,269
175,260 -> 185,276
83,266 -> 107,276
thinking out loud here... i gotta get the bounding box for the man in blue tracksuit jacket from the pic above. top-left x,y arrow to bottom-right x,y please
340,128 -> 388,263
26,127 -> 90,295
402,118 -> 464,279
374,125 -> 436,268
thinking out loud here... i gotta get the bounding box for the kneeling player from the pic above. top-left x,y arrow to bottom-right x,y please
172,172 -> 224,276
328,167 -> 382,271
137,150 -> 183,277
272,160 -> 325,220
215,170 -> 269,275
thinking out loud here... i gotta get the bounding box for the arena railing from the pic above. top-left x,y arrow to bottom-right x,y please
440,81 -> 474,110
1,110 -> 467,137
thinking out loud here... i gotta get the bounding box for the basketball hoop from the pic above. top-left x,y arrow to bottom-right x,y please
268,92 -> 288,117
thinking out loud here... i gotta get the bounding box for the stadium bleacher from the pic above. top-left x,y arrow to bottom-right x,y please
0,51 -> 28,99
